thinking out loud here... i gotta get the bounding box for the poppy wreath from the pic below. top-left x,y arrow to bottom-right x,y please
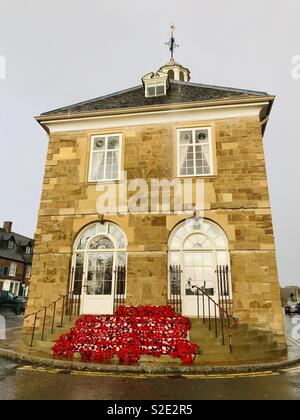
52,305 -> 199,365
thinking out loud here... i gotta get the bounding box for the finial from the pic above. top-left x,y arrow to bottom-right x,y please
165,23 -> 179,61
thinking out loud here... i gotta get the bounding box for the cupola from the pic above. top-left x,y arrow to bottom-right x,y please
142,24 -> 191,97
159,59 -> 190,82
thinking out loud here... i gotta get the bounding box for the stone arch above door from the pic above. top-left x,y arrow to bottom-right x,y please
168,218 -> 231,317
71,221 -> 127,315
168,218 -> 228,251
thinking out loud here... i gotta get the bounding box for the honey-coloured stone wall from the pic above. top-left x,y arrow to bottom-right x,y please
25,115 -> 285,339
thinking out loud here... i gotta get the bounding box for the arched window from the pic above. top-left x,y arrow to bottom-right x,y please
71,222 -> 127,314
179,71 -> 185,81
75,222 -> 127,251
168,70 -> 175,80
168,218 -> 231,316
169,218 -> 228,252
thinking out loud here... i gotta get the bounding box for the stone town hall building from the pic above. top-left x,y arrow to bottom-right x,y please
25,45 -> 285,347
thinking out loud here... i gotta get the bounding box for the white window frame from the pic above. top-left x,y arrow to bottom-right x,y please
26,246 -> 31,255
168,218 -> 231,300
71,222 -> 128,298
9,262 -> 17,277
14,282 -> 20,295
145,81 -> 167,97
177,127 -> 214,177
8,241 -> 15,250
88,134 -> 122,182
9,281 -> 19,295
25,265 -> 31,279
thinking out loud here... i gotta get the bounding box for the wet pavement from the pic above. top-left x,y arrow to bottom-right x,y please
0,359 -> 300,400
0,313 -> 299,400
0,309 -> 24,331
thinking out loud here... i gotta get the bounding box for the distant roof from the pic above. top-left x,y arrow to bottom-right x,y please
0,228 -> 33,244
0,228 -> 34,264
41,80 -> 270,117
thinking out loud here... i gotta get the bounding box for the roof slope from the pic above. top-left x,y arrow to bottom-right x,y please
0,228 -> 34,264
42,80 -> 270,116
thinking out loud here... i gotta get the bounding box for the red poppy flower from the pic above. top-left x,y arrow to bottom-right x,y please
52,306 -> 199,365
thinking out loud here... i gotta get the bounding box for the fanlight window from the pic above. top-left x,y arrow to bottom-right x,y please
88,236 -> 114,250
72,222 -> 127,295
183,234 -> 212,250
75,222 -> 127,251
77,226 -> 97,250
169,219 -> 228,250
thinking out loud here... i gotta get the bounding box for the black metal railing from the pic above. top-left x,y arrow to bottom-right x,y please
168,265 -> 182,315
25,265 -> 128,348
114,265 -> 126,313
24,284 -> 87,348
169,264 -> 235,353
216,265 -> 233,317
189,282 -> 235,353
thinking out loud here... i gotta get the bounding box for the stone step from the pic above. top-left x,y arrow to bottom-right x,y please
190,330 -> 274,344
191,333 -> 274,347
233,330 -> 274,339
35,340 -> 54,350
191,321 -> 276,340
190,320 -> 270,336
190,320 -> 282,357
198,346 -> 231,355
31,343 -> 287,365
196,347 -> 287,363
190,335 -> 226,343
229,347 -> 287,362
232,342 -> 278,352
191,325 -> 271,336
190,331 -> 230,341
43,328 -> 74,342
199,339 -> 278,351
195,354 -> 235,363
140,355 -> 183,365
190,318 -> 240,327
29,316 -> 287,366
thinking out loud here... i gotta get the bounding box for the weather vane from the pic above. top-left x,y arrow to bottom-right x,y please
165,23 -> 179,61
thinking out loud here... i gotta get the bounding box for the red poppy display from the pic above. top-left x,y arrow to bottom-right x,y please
52,306 -> 199,365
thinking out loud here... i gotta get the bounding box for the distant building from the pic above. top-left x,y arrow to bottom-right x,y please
0,221 -> 34,296
280,286 -> 300,306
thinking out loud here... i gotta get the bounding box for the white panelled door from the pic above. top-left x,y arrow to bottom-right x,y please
183,251 -> 217,317
168,218 -> 231,318
71,222 -> 127,316
81,252 -> 115,315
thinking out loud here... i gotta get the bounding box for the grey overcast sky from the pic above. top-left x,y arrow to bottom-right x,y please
0,0 -> 299,286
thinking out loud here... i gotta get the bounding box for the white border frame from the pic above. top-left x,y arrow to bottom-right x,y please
177,127 -> 214,178
71,222 -> 128,303
9,262 -> 17,277
88,133 -> 123,182
145,80 -> 167,98
167,219 -> 231,305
